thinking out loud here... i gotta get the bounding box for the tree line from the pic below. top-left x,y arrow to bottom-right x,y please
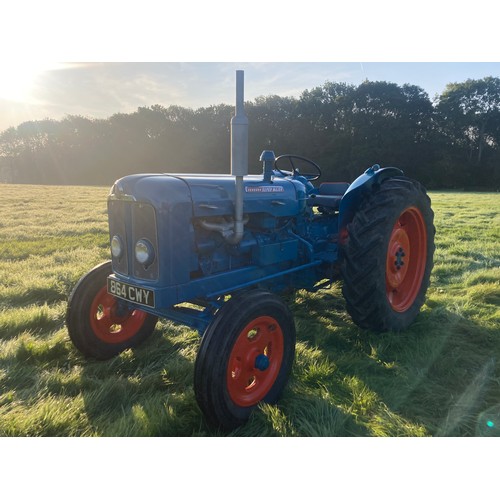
1,76 -> 500,190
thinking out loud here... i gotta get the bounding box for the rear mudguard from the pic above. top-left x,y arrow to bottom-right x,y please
338,165 -> 404,238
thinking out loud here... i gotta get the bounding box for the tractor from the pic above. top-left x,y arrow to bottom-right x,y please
66,71 -> 435,430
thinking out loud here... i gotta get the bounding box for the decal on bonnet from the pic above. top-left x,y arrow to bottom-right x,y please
245,186 -> 284,193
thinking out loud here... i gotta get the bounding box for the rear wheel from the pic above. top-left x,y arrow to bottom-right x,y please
194,290 -> 296,430
66,261 -> 158,360
341,177 -> 435,331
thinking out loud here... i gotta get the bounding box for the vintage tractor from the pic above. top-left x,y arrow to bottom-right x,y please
66,71 -> 435,430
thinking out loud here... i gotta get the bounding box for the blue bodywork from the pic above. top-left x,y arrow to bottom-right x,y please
106,162 -> 403,333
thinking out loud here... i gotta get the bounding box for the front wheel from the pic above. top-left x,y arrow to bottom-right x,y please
341,177 -> 435,331
194,290 -> 296,430
66,261 -> 158,360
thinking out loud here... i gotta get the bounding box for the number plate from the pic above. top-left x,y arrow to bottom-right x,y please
107,277 -> 155,308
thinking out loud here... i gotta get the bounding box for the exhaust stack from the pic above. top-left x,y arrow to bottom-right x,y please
200,70 -> 248,244
229,70 -> 248,244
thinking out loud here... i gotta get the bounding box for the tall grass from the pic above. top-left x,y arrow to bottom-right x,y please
0,184 -> 498,436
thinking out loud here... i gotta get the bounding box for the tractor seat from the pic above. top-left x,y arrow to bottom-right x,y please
307,182 -> 350,210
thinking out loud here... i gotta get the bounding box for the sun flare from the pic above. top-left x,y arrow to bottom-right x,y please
0,62 -> 64,102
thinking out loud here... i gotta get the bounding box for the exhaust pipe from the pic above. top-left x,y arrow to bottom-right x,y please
200,70 -> 248,244
229,69 -> 248,244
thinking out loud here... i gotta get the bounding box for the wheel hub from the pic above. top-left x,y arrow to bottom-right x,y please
254,353 -> 270,371
394,247 -> 405,270
386,227 -> 410,288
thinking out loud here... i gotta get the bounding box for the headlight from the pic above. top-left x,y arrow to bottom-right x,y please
135,238 -> 155,266
111,235 -> 123,259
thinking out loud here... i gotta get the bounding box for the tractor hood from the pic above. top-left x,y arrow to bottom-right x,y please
108,172 -> 307,218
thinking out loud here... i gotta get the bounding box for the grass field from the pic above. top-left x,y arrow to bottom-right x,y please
0,184 -> 499,437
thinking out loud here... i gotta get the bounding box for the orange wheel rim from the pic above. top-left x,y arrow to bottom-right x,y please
90,286 -> 147,343
226,316 -> 284,407
386,206 -> 427,313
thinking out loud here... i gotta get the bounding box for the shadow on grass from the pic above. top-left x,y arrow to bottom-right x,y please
78,324 -> 211,437
288,289 -> 499,437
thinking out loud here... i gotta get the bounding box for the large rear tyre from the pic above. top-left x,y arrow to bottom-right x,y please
194,290 -> 296,430
66,261 -> 158,360
341,177 -> 435,331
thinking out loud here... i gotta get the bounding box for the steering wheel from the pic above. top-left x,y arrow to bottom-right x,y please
274,154 -> 322,181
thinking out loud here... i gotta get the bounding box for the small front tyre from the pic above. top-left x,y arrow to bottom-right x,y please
194,290 -> 296,430
66,261 -> 158,360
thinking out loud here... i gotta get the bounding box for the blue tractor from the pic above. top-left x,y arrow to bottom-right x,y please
66,71 -> 435,429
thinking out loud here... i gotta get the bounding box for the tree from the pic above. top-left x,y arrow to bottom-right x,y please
436,77 -> 500,186
246,95 -> 300,170
296,82 -> 355,179
1,76 -> 498,189
350,81 -> 434,174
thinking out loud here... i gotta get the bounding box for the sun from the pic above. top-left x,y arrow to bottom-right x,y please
0,62 -> 62,102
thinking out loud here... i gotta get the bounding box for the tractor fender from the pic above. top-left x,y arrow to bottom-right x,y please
338,165 -> 404,239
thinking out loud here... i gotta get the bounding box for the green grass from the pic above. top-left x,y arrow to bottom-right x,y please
0,184 -> 499,436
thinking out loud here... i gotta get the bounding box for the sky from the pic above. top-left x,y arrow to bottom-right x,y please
1,1 -> 499,133
1,61 -> 500,133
